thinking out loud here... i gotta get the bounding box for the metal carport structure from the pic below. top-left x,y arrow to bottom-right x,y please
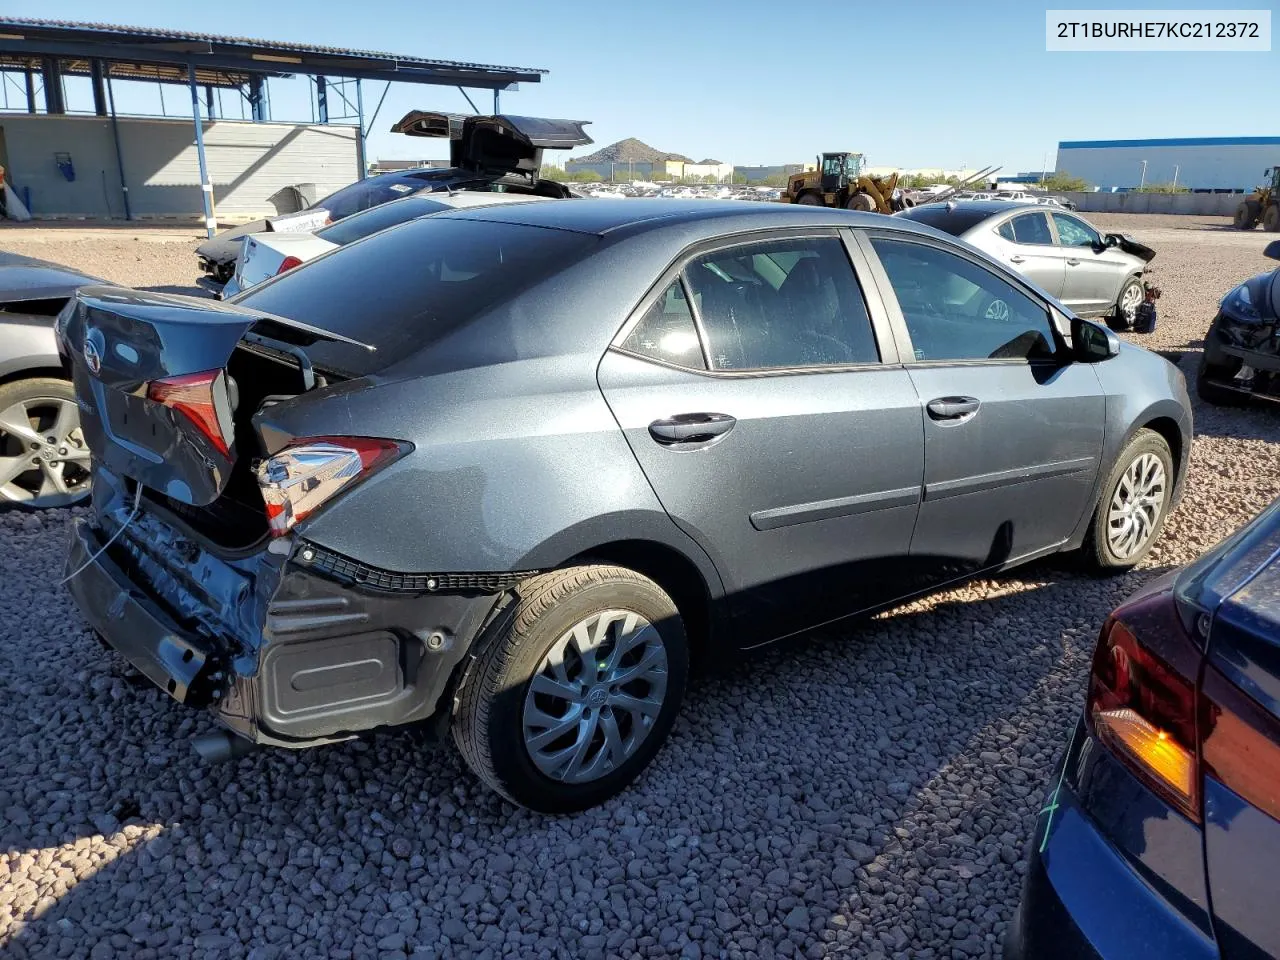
0,18 -> 548,235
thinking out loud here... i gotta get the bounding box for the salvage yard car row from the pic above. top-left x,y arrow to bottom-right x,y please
3,127 -> 1280,958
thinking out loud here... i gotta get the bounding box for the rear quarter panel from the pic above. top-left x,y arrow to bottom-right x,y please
256,355 -> 722,590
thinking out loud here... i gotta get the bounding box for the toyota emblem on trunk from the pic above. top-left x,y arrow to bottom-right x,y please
83,339 -> 102,375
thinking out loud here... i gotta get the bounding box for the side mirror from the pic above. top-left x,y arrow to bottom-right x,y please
1072,317 -> 1121,362
1265,239 -> 1280,261
1103,233 -> 1121,247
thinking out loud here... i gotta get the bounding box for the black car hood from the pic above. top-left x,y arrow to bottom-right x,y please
0,251 -> 101,303
1103,232 -> 1156,263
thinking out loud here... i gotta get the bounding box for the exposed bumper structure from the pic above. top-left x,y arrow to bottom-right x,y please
67,470 -> 502,750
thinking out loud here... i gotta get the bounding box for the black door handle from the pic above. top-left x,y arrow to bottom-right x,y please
926,396 -> 980,420
648,413 -> 736,445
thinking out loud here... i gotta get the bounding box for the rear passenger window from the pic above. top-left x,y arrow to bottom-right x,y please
996,221 -> 1015,242
682,237 -> 879,371
1010,213 -> 1052,245
620,281 -> 706,369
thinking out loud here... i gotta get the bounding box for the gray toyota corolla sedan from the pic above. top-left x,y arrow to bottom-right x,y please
57,199 -> 1192,812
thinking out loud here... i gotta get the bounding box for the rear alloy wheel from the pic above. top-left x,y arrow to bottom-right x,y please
452,565 -> 688,813
0,377 -> 91,509
1083,429 -> 1173,572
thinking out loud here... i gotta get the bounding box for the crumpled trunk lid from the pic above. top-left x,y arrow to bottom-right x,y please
59,287 -> 261,506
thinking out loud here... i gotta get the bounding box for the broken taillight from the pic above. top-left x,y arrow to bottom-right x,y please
147,370 -> 233,456
276,255 -> 303,274
255,436 -> 406,537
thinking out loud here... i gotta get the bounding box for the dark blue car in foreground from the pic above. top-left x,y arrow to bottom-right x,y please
1007,498 -> 1280,959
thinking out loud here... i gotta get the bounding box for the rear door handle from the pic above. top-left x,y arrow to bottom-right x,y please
648,413 -> 736,445
926,396 -> 980,421
1009,255 -> 1025,264
1066,258 -> 1081,266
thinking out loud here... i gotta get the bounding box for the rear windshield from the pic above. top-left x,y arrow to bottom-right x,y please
895,205 -> 995,237
314,195 -> 449,246
315,172 -> 440,221
235,217 -> 596,376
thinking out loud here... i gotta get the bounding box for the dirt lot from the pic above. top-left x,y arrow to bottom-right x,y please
1,213 -> 1279,960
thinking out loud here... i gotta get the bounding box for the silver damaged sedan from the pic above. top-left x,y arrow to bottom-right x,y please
897,200 -> 1154,326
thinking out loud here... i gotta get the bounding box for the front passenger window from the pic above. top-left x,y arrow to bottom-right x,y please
1052,213 -> 1101,248
870,238 -> 1059,363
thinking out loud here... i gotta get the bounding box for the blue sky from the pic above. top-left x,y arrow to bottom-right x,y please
6,1 -> 1277,172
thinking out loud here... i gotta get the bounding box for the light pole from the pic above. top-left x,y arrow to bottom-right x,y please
1139,160 -> 1147,190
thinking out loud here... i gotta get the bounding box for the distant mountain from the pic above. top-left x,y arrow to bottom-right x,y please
697,158 -> 723,165
573,137 -> 693,164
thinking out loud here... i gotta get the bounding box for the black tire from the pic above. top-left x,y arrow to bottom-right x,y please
0,376 -> 91,509
1196,353 -> 1248,406
1234,200 -> 1260,230
796,193 -> 824,206
1081,429 -> 1174,573
1112,276 -> 1143,330
1264,203 -> 1280,233
452,564 -> 688,813
846,192 -> 876,212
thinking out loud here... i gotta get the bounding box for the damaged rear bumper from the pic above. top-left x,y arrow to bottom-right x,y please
66,481 -> 503,750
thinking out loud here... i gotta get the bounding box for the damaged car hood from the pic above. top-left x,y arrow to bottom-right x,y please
1103,232 -> 1156,263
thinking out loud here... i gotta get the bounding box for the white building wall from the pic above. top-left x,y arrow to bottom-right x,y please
1055,138 -> 1280,191
0,113 -> 358,218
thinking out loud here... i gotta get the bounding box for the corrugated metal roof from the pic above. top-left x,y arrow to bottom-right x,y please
1060,137 -> 1280,149
0,17 -> 547,80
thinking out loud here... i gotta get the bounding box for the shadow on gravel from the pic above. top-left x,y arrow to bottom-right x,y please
2,517 -> 1178,960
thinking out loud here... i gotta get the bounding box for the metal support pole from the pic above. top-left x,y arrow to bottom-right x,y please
188,65 -> 216,239
355,79 -> 366,180
41,58 -> 65,114
315,76 -> 328,123
89,59 -> 107,116
493,89 -> 499,114
248,76 -> 266,122
23,69 -> 34,113
205,85 -> 216,119
106,76 -> 131,221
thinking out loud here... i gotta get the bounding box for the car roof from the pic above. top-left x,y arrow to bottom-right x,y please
436,197 -> 938,238
915,199 -> 1045,216
430,191 -> 547,208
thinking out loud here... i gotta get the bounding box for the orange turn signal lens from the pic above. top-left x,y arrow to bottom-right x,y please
1093,706 -> 1196,809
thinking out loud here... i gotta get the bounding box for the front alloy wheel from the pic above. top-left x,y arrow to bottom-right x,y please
452,565 -> 688,813
1084,428 -> 1173,572
1106,452 -> 1166,561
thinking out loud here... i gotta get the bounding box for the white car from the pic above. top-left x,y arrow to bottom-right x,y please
221,191 -> 547,297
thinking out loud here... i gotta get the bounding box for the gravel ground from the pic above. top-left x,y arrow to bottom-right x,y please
2,214 -> 1279,960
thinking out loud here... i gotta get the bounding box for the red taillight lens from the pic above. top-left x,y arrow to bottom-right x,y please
254,436 -> 405,537
147,369 -> 232,456
1087,608 -> 1201,822
1201,665 -> 1280,823
276,256 -> 303,274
